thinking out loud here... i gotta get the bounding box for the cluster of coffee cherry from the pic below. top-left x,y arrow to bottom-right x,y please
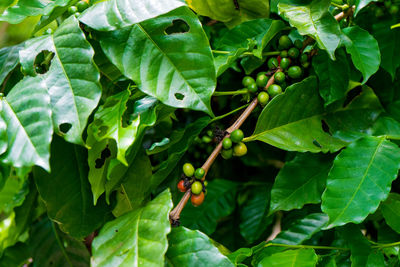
177,163 -> 207,206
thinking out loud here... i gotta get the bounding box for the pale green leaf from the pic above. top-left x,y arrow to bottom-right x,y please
1,76 -> 53,171
381,193 -> 400,234
278,0 -> 341,59
19,16 -> 101,145
322,136 -> 400,228
79,0 -> 186,31
258,249 -> 318,267
99,7 -> 216,115
341,26 -> 381,84
91,190 -> 173,267
166,227 -> 234,267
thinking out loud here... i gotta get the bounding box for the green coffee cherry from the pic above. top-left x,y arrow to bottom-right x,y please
288,66 -> 303,79
191,181 -> 203,195
267,84 -> 282,97
222,138 -> 233,149
294,39 -> 303,50
242,76 -> 256,87
202,136 -> 212,143
247,83 -> 258,93
221,149 -> 233,159
68,6 -> 78,15
280,58 -> 291,70
267,57 -> 279,69
302,61 -> 310,68
278,35 -> 292,50
389,5 -> 399,15
230,129 -> 244,143
258,92 -> 269,106
300,53 -> 308,63
256,73 -> 268,88
280,50 -> 288,58
233,142 -> 248,157
183,163 -> 195,177
195,168 -> 205,179
76,0 -> 89,12
288,47 -> 300,59
274,71 -> 286,84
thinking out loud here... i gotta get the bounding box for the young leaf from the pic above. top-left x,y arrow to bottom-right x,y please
99,7 -> 216,115
0,175 -> 28,214
247,77 -> 347,153
180,179 -> 237,235
29,219 -> 90,267
381,193 -> 400,234
0,76 -> 53,171
0,44 -> 23,85
79,0 -> 186,31
19,16 -> 102,145
278,0 -> 341,59
269,153 -> 333,214
166,227 -> 234,267
91,190 -> 173,267
312,49 -> 350,106
322,136 -> 400,228
341,26 -> 381,84
258,249 -> 318,267
33,136 -> 112,239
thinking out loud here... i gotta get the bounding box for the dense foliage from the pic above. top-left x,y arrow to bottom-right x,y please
0,0 -> 400,266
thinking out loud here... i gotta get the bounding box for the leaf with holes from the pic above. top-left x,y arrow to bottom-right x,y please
79,0 -> 186,31
341,26 -> 381,84
269,153 -> 333,214
166,227 -> 234,267
0,76 -> 53,171
99,7 -> 216,115
19,16 -> 101,145
246,77 -> 347,153
91,189 -> 173,267
322,136 -> 400,228
278,0 -> 341,59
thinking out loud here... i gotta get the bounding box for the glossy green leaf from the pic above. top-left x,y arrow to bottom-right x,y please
149,116 -> 210,192
322,136 -> 400,228
355,0 -> 378,16
0,44 -> 22,85
33,136 -> 112,239
270,153 -> 333,214
0,0 -> 70,24
187,0 -> 269,28
79,0 -> 186,31
278,0 -> 341,59
0,243 -> 30,267
30,219 -> 90,267
372,21 -> 400,80
381,193 -> 400,234
338,224 -> 371,267
180,179 -> 237,235
372,114 -> 400,139
166,227 -> 234,267
214,19 -> 285,76
99,7 -> 216,115
91,190 -> 173,267
312,49 -> 349,106
258,249 -> 318,267
87,90 -> 139,166
247,77 -> 347,152
366,251 -> 385,267
0,76 -> 53,171
19,16 -> 101,145
239,185 -> 272,243
341,26 -> 381,84
0,175 -> 28,214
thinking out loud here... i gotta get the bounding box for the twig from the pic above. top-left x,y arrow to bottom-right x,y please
206,20 -> 219,26
266,211 -> 282,242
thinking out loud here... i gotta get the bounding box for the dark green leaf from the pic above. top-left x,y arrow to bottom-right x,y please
0,44 -> 22,85
0,243 -> 30,267
166,226 -> 234,267
338,224 -> 371,267
99,7 -> 216,114
322,136 -> 400,228
91,190 -> 173,267
381,193 -> 400,234
355,0 -> 378,16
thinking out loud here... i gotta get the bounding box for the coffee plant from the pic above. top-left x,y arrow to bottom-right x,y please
0,0 -> 400,266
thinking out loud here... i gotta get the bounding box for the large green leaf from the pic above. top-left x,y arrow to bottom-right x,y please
149,117 -> 210,192
258,249 -> 318,267
99,7 -> 216,115
269,153 -> 333,214
33,136 -> 112,239
187,0 -> 269,28
246,77 -> 347,152
312,49 -> 349,106
166,227 -> 234,267
239,185 -> 273,243
29,219 -> 90,267
214,18 -> 285,76
87,90 -> 139,166
180,179 -> 237,235
19,16 -> 101,145
341,26 -> 381,84
278,0 -> 341,59
372,20 -> 400,80
79,0 -> 186,31
91,190 -> 173,267
321,136 -> 400,228
0,76 -> 53,171
0,0 -> 70,24
381,193 -> 400,234
0,44 -> 22,85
